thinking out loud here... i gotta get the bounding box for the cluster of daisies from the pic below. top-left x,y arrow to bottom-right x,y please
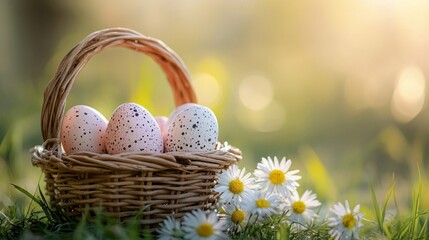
157,156 -> 363,240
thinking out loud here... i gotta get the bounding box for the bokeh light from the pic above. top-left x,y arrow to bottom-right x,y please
391,65 -> 426,122
345,77 -> 390,110
192,73 -> 221,107
238,75 -> 273,111
236,101 -> 285,133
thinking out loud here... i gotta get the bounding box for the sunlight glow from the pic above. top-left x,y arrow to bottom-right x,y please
192,73 -> 221,107
239,75 -> 273,111
391,65 -> 425,123
345,77 -> 388,110
236,101 -> 285,132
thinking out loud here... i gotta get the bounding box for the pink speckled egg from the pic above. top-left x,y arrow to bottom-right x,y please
155,116 -> 169,142
165,104 -> 218,152
105,103 -> 163,154
61,105 -> 108,154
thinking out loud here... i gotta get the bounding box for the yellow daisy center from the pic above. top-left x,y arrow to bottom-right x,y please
256,198 -> 271,208
231,209 -> 245,224
292,200 -> 306,214
269,169 -> 286,185
342,213 -> 356,229
229,179 -> 244,194
197,223 -> 214,237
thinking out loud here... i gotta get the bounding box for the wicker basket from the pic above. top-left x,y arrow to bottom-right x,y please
31,27 -> 241,230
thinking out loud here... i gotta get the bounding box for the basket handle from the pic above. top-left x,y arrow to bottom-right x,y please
41,28 -> 197,145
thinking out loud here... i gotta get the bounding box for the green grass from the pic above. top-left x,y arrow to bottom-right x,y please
367,170 -> 429,240
0,185 -> 153,240
370,175 -> 396,238
1,180 -> 428,240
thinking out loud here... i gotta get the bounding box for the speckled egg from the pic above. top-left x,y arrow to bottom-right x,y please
167,103 -> 199,127
105,103 -> 163,154
165,104 -> 218,152
61,105 -> 108,154
155,116 -> 169,142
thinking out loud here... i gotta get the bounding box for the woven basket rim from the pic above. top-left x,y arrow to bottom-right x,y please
32,140 -> 241,173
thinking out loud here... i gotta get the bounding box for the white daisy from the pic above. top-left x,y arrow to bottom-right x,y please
282,190 -> 321,226
327,200 -> 363,240
221,203 -> 249,231
157,216 -> 184,240
254,156 -> 301,197
214,164 -> 257,204
182,209 -> 228,240
242,191 -> 280,218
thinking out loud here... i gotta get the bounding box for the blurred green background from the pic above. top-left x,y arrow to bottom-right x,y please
1,0 -> 428,218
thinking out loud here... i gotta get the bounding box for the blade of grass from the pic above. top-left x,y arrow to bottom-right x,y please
29,172 -> 44,217
395,164 -> 424,240
73,209 -> 89,239
410,164 -> 422,238
11,184 -> 39,206
11,184 -> 54,223
398,220 -> 412,239
36,186 -> 55,218
370,182 -> 384,234
417,216 -> 428,239
381,175 -> 395,238
126,208 -> 143,240
276,223 -> 289,240
370,174 -> 396,237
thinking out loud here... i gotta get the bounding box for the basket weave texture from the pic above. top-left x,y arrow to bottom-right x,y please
31,28 -> 241,229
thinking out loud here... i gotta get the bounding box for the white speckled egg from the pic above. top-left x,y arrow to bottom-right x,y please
105,103 -> 163,154
167,103 -> 199,127
165,104 -> 218,152
61,105 -> 108,154
155,116 -> 169,142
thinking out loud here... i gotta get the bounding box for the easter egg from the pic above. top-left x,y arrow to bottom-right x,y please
155,116 -> 169,142
105,103 -> 163,154
165,104 -> 218,152
61,105 -> 108,154
167,103 -> 199,127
